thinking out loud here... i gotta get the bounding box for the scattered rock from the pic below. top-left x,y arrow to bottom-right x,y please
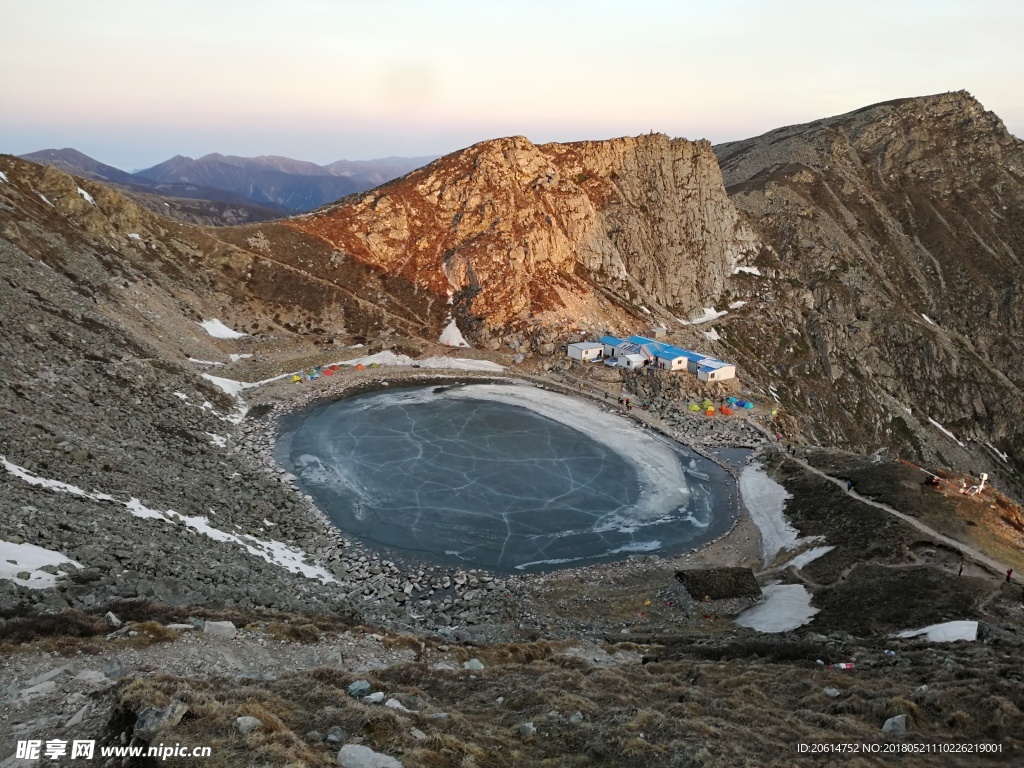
823,687 -> 841,698
325,726 -> 346,743
385,698 -> 409,713
203,620 -> 237,639
364,691 -> 385,704
234,716 -> 261,735
105,611 -> 122,628
337,743 -> 404,768
463,658 -> 485,672
134,700 -> 189,742
410,728 -> 427,741
882,715 -> 907,735
518,722 -> 536,738
569,711 -> 584,725
347,679 -> 372,698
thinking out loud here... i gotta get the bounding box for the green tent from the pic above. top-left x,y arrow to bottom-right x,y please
688,403 -> 701,412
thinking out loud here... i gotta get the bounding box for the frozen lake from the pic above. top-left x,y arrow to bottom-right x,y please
275,383 -> 736,572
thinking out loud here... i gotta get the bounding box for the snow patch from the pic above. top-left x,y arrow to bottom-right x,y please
0,171 -> 8,183
703,329 -> 721,341
197,319 -> 247,339
37,193 -> 53,207
928,418 -> 965,448
733,266 -> 762,276
895,620 -> 978,642
229,353 -> 253,362
728,300 -> 747,309
677,307 -> 728,326
640,306 -> 651,314
922,314 -> 936,326
207,433 -> 228,448
779,545 -> 835,571
736,583 -> 818,633
439,317 -> 470,347
1,455 -> 114,501
739,464 -> 798,564
77,187 -> 95,205
0,540 -> 81,589
188,357 -> 224,367
985,442 -> 1009,464
0,459 -> 336,584
338,350 -> 503,372
127,233 -> 142,241
172,392 -> 188,400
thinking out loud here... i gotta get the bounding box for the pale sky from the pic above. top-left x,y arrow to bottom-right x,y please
1,0 -> 1021,170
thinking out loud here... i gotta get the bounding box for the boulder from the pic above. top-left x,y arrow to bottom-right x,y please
203,620 -> 237,639
337,744 -> 404,768
463,658 -> 485,672
134,700 -> 189,742
882,715 -> 907,735
234,716 -> 261,735
347,679 -> 371,698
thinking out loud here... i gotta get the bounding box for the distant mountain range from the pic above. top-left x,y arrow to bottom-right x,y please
18,148 -> 436,217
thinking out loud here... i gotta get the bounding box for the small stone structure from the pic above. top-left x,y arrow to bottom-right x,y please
675,567 -> 761,601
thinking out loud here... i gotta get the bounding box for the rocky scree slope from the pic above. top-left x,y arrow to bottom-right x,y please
0,157 -> 387,617
710,91 -> 1024,484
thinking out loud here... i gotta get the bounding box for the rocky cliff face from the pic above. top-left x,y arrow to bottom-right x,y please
285,134 -> 759,333
711,91 -> 1024,478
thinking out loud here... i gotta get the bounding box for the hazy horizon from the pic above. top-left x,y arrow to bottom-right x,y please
3,0 -> 1022,170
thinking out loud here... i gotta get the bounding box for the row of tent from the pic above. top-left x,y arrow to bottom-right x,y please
685,397 -> 756,416
290,362 -> 383,382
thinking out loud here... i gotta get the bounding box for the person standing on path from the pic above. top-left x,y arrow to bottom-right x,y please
846,479 -> 854,492
1007,568 -> 1014,583
958,562 -> 964,576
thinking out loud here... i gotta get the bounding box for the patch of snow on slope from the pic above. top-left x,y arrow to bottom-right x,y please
736,584 -> 818,632
728,300 -> 747,309
207,433 -> 227,448
678,307 -> 728,326
0,463 -> 336,585
703,329 -> 721,341
197,319 -> 247,339
337,350 -> 503,372
0,540 -> 81,589
1,455 -> 114,501
37,193 -> 53,206
188,357 -> 224,367
127,233 -> 142,240
439,317 -> 470,347
733,266 -> 762,276
928,417 -> 965,447
779,545 -> 835,571
0,171 -> 8,183
77,187 -> 95,205
229,353 -> 253,362
985,442 -> 1009,463
895,620 -> 978,642
739,464 -> 798,564
922,314 -> 937,325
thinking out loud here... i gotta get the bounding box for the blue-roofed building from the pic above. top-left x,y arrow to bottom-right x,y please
599,335 -> 624,358
577,334 -> 737,380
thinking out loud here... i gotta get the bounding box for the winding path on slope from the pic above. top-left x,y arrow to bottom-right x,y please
771,442 -> 1017,585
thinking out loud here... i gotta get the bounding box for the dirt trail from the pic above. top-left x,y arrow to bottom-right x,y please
747,423 -> 1019,584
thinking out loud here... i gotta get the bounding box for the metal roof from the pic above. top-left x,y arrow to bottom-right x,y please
569,342 -> 603,350
625,335 -> 733,367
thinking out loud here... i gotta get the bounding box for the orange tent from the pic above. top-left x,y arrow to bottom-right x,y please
354,364 -> 365,371
721,406 -> 734,416
705,408 -> 715,416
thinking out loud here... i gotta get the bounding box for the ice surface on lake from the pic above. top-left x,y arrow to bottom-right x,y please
277,383 -> 734,572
